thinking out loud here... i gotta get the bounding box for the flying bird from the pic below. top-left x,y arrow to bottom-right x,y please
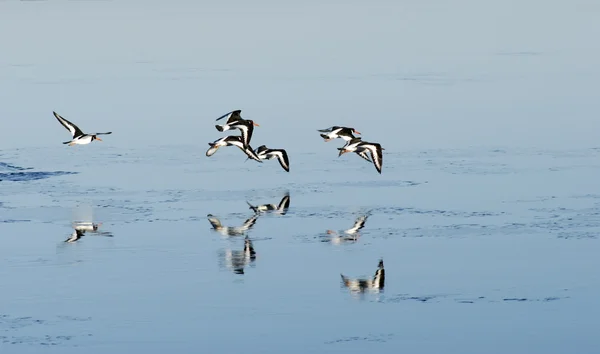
254,145 -> 290,172
338,139 -> 384,174
318,126 -> 361,142
215,110 -> 259,147
206,136 -> 262,162
53,111 -> 112,146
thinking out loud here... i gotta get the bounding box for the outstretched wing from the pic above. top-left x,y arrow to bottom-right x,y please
216,110 -> 242,123
53,111 -> 85,138
236,143 -> 262,162
236,121 -> 254,147
356,150 -> 372,162
272,149 -> 290,172
317,126 -> 338,133
365,143 -> 383,174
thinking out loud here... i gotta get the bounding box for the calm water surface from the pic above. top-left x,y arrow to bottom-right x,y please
1,1 -> 600,353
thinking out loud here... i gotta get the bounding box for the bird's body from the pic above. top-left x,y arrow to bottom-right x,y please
215,110 -> 259,147
207,214 -> 259,237
318,126 -> 361,142
53,111 -> 112,146
247,193 -> 290,215
254,145 -> 290,172
206,136 -> 262,162
338,139 -> 384,174
341,259 -> 385,292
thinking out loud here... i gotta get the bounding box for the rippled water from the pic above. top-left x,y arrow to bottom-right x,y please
2,1 -> 600,353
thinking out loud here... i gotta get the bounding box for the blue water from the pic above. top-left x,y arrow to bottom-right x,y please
1,1 -> 600,353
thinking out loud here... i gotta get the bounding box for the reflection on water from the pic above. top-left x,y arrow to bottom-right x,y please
218,236 -> 257,275
207,214 -> 259,237
246,192 -> 290,215
322,213 -> 370,245
341,259 -> 385,293
64,222 -> 113,243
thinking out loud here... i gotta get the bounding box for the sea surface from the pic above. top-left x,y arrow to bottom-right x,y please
1,1 -> 600,353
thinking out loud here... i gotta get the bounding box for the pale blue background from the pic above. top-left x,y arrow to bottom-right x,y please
1,1 -> 599,353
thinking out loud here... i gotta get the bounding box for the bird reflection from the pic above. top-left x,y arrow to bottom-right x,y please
220,236 -> 257,274
246,192 -> 291,215
64,222 -> 113,243
341,259 -> 385,293
323,214 -> 369,244
207,214 -> 259,236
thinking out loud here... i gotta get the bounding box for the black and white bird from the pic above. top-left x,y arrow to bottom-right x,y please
207,214 -> 259,237
254,145 -> 290,172
206,136 -> 262,162
341,259 -> 385,293
318,126 -> 361,142
215,110 -> 259,148
53,111 -> 112,146
247,193 -> 291,215
338,139 -> 384,174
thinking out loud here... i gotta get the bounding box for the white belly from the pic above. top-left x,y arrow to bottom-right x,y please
73,136 -> 93,145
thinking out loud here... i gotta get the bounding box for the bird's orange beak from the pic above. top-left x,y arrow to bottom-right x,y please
253,122 -> 260,127
354,130 -> 361,135
96,137 -> 103,141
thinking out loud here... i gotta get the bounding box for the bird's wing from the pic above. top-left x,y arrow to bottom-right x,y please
357,150 -> 372,162
271,149 -> 290,172
237,143 -> 262,162
53,111 -> 85,138
364,143 -> 383,174
317,126 -> 338,132
236,121 -> 254,147
215,110 -> 242,122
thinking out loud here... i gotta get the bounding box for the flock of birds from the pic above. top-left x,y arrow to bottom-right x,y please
52,109 -> 385,174
53,110 -> 384,292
